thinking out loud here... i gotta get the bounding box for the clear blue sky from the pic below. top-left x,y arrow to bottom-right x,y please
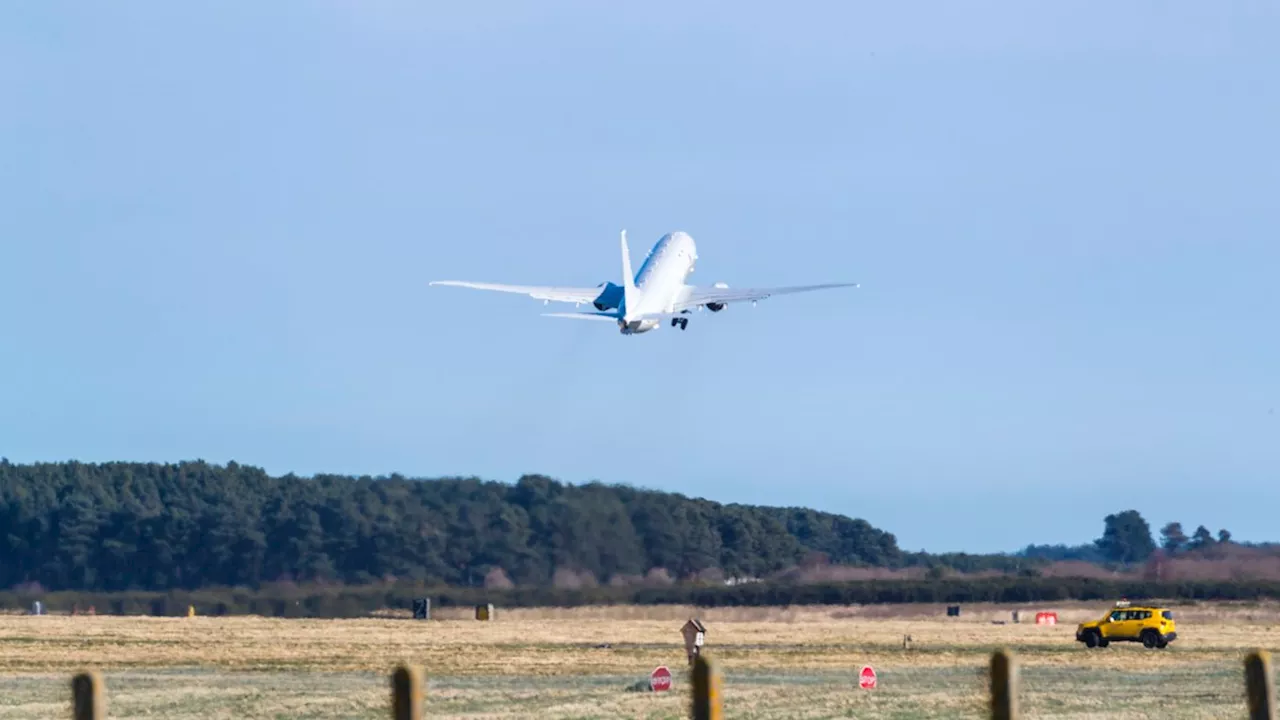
3,2 -> 1277,554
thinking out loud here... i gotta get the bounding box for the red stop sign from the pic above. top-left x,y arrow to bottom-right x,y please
650,666 -> 672,692
859,665 -> 877,689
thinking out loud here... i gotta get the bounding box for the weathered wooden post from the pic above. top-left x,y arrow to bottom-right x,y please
71,670 -> 105,720
681,619 -> 706,666
392,664 -> 424,720
1246,649 -> 1276,720
690,653 -> 721,720
412,598 -> 430,620
990,648 -> 1017,720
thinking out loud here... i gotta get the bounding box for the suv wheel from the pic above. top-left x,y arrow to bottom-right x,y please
1156,637 -> 1169,649
1084,631 -> 1099,648
1141,630 -> 1159,649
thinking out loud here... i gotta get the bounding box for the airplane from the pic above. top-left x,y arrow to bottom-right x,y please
429,231 -> 859,335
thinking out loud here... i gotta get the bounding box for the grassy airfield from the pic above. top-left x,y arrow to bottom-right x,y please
0,601 -> 1277,718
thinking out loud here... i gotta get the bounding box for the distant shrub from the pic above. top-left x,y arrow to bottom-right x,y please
1040,561 -> 1122,580
551,568 -> 585,589
644,568 -> 675,586
484,568 -> 515,590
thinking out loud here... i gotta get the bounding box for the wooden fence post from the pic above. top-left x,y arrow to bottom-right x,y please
1246,649 -> 1276,720
691,653 -> 722,720
391,664 -> 424,720
71,671 -> 104,720
990,648 -> 1017,720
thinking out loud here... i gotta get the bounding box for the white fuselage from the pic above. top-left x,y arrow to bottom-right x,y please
620,231 -> 698,334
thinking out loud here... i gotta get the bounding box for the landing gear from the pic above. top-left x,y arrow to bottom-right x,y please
670,317 -> 689,330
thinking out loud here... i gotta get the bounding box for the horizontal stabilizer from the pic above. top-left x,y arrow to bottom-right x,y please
541,312 -> 619,322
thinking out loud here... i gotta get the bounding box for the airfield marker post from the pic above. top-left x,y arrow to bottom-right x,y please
1246,649 -> 1276,720
989,649 -> 1017,720
412,598 -> 430,620
690,653 -> 722,720
71,670 -> 105,720
392,664 -> 424,720
681,619 -> 707,665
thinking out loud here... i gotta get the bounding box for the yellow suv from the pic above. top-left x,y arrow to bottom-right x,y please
1076,601 -> 1177,649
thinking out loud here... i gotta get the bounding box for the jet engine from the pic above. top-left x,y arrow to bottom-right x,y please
592,282 -> 623,311
706,282 -> 729,312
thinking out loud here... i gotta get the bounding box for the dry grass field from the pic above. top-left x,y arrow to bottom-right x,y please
1,600 -> 1278,718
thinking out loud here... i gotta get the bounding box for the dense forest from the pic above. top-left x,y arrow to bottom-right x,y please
0,460 -> 907,592
3,461 -> 1275,615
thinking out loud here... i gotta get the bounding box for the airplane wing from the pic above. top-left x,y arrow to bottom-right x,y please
672,282 -> 859,312
428,281 -> 603,305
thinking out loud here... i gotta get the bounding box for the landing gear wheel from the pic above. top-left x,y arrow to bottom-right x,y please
679,318 -> 688,330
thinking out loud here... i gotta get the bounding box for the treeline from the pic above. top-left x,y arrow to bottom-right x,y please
1018,510 -> 1273,565
0,460 -> 908,591
7,577 -> 1280,618
5,460 -> 1270,601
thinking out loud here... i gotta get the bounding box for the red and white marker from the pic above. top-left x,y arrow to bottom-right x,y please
859,665 -> 878,689
650,665 -> 672,692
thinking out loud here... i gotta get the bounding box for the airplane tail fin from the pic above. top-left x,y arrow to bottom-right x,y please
620,230 -> 637,317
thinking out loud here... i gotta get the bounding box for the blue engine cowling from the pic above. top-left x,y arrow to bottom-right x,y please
592,282 -> 623,311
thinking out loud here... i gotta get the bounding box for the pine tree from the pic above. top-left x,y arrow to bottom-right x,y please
1095,510 -> 1157,564
1160,522 -> 1188,553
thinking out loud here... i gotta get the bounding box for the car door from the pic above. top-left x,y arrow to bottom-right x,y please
1100,610 -> 1128,639
1115,610 -> 1145,639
